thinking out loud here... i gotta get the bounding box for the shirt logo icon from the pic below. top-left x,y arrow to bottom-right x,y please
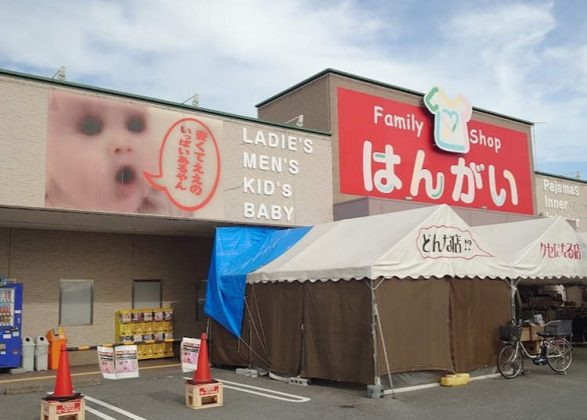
424,87 -> 472,153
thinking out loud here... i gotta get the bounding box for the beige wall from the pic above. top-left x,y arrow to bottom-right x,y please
334,197 -> 539,224
0,227 -> 212,347
0,77 -> 48,208
0,74 -> 333,226
257,75 -> 331,132
535,173 -> 587,231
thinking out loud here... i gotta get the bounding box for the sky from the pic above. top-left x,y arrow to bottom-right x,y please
0,0 -> 586,179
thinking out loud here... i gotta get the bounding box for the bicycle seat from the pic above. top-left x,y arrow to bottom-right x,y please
537,331 -> 555,338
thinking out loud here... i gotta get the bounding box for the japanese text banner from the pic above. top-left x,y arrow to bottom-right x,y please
337,87 -> 534,214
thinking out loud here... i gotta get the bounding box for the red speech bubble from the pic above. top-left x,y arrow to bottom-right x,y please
416,225 -> 492,260
145,118 -> 220,211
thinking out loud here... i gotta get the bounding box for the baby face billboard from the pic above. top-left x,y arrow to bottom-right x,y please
46,90 -> 221,216
337,87 -> 534,214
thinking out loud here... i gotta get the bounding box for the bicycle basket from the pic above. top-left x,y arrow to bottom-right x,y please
543,320 -> 572,336
499,324 -> 522,341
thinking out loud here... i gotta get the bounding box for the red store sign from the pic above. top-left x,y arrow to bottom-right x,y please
337,88 -> 534,214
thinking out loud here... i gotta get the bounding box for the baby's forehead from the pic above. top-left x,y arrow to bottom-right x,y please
53,91 -> 147,117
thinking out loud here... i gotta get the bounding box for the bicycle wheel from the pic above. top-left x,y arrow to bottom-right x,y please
497,343 -> 523,379
547,338 -> 573,372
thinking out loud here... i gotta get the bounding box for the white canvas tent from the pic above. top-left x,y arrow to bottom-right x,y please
473,217 -> 587,320
248,204 -> 511,283
472,217 -> 587,284
231,205 -> 513,392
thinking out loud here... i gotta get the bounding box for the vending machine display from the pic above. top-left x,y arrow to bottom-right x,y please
0,282 -> 23,369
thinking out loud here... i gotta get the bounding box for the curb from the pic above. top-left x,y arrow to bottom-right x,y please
4,383 -> 43,395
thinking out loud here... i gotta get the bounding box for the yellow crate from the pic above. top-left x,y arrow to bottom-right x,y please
164,342 -> 174,357
440,373 -> 470,387
153,309 -> 164,322
163,308 -> 174,321
130,309 -> 144,323
118,310 -> 131,323
137,343 -> 153,360
152,342 -> 165,357
119,324 -> 132,336
142,309 -> 153,322
129,323 -> 141,334
115,310 -> 134,343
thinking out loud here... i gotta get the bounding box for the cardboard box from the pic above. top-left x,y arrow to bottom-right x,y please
530,324 -> 544,341
521,324 -> 544,342
521,326 -> 530,342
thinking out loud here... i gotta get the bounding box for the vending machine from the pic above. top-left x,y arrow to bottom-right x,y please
0,280 -> 23,369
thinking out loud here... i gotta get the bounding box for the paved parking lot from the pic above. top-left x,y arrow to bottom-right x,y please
2,347 -> 587,419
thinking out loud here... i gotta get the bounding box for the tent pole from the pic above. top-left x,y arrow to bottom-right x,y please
510,278 -> 520,322
510,281 -> 516,322
367,278 -> 384,399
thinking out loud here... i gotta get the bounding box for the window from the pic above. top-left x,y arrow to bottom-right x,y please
59,279 -> 93,326
133,280 -> 162,309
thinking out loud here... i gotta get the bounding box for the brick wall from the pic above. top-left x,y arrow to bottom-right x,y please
0,227 -> 212,347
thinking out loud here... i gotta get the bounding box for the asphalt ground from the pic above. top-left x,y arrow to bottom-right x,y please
1,347 -> 587,419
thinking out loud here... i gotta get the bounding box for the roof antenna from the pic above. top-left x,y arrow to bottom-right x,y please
52,66 -> 66,81
285,114 -> 304,127
182,93 -> 200,107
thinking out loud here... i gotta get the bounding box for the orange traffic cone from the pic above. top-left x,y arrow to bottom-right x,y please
45,343 -> 81,401
185,332 -> 222,409
191,332 -> 212,384
41,343 -> 85,418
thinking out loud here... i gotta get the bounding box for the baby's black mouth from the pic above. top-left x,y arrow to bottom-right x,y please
115,166 -> 136,185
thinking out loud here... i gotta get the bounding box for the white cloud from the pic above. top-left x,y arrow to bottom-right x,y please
0,0 -> 584,172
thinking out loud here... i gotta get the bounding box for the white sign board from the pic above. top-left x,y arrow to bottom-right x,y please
180,337 -> 201,373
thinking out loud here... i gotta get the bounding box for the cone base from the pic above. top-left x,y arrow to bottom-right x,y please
43,392 -> 83,402
186,378 -> 216,385
185,380 -> 223,410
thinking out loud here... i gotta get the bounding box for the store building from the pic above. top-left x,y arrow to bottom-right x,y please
0,70 -> 332,363
1,67 -> 586,367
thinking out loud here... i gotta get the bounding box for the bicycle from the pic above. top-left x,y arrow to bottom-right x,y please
497,320 -> 573,379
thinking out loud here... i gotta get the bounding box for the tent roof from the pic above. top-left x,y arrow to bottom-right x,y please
248,204 -> 511,283
473,217 -> 587,284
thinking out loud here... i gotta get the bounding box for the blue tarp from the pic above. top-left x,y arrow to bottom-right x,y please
204,225 -> 311,338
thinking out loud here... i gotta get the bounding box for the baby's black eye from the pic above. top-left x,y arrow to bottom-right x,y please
78,115 -> 103,136
127,115 -> 145,133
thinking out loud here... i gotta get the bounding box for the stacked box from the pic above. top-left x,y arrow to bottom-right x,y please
164,342 -> 174,357
530,324 -> 544,341
152,342 -> 165,357
114,307 -> 174,360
